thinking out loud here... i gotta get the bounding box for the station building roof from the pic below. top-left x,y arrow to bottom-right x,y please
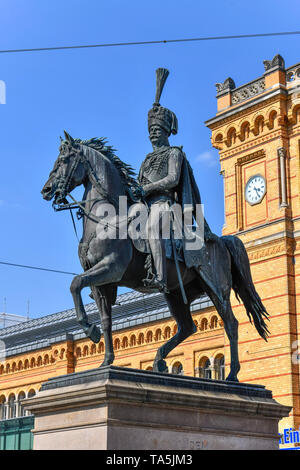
0,291 -> 212,359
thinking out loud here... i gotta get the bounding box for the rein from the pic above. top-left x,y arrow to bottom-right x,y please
66,192 -> 141,233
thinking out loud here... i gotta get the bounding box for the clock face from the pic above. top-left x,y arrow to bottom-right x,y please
245,175 -> 266,205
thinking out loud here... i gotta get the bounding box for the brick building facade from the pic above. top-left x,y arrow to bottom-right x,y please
206,54 -> 300,442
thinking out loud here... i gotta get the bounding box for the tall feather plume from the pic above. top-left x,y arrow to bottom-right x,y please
154,68 -> 169,105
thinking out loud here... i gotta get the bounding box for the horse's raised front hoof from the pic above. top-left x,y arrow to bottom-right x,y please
225,372 -> 239,382
153,359 -> 168,373
85,324 -> 101,343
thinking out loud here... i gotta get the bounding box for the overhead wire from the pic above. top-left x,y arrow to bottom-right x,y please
0,261 -> 78,276
0,30 -> 299,54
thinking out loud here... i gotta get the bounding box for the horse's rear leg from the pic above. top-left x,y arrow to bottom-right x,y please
222,300 -> 240,381
153,289 -> 196,373
92,285 -> 115,367
207,290 -> 240,381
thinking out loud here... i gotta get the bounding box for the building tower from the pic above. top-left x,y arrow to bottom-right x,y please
206,54 -> 300,438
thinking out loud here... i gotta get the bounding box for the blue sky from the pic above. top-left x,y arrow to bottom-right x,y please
0,0 -> 299,318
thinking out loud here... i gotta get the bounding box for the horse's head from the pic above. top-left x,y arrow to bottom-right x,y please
41,131 -> 86,204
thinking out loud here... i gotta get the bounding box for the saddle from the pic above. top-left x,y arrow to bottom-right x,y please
130,228 -> 184,262
127,201 -> 185,263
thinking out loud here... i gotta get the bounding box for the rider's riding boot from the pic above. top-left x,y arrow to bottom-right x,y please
148,237 -> 169,294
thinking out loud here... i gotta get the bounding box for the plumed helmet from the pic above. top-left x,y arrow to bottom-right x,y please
148,68 -> 178,136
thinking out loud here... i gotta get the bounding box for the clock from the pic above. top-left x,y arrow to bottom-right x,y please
245,174 -> 266,205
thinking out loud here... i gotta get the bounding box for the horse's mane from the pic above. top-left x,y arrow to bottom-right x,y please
73,137 -> 140,195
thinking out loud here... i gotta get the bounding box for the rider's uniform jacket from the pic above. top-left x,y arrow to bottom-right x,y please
138,145 -> 183,205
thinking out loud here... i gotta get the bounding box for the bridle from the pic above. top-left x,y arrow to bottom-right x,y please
51,143 -> 143,238
52,143 -> 117,216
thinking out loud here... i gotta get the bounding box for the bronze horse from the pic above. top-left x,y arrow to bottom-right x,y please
41,132 -> 269,381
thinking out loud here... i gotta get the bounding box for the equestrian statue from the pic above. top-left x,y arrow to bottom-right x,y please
41,68 -> 269,382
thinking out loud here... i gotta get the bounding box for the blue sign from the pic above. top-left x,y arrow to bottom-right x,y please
279,427 -> 300,449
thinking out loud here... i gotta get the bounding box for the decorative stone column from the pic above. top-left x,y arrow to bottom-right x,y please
220,170 -> 226,229
278,147 -> 288,207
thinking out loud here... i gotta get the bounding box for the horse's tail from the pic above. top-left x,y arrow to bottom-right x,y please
221,235 -> 270,341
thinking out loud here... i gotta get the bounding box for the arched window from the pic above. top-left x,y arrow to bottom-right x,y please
30,358 -> 36,368
254,116 -> 264,135
114,338 -> 120,350
18,392 -> 26,417
0,395 -> 6,420
28,390 -> 36,399
293,105 -> 300,124
44,354 -> 49,365
155,329 -> 162,341
146,331 -> 153,343
122,337 -> 128,349
130,335 -> 136,347
227,128 -> 236,146
75,347 -> 81,358
210,316 -> 218,329
200,318 -> 208,331
240,122 -> 250,141
37,356 -> 42,366
98,342 -> 104,354
164,327 -> 171,339
138,333 -> 144,345
83,346 -> 89,357
257,117 -> 264,133
198,357 -> 211,379
268,110 -> 277,129
214,355 -> 225,381
8,394 -> 16,419
172,362 -> 183,375
90,344 -> 96,355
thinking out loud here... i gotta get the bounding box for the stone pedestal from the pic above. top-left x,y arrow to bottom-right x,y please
23,366 -> 290,450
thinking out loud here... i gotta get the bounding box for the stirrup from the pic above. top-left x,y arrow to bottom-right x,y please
144,277 -> 169,294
